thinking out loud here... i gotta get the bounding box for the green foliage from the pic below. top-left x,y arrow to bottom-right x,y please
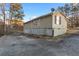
10,3 -> 24,20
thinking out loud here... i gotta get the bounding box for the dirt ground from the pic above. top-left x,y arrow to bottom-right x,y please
0,32 -> 79,56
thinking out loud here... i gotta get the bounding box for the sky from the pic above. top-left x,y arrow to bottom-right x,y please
1,3 -> 64,22
22,3 -> 64,22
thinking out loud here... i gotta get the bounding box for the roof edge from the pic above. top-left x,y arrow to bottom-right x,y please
24,12 -> 66,24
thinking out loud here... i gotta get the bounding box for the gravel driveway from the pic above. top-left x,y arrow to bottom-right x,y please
0,34 -> 79,56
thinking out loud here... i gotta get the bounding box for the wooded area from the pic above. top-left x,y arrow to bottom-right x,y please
0,3 -> 24,34
51,3 -> 79,29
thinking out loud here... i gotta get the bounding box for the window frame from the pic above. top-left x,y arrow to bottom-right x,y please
54,15 -> 61,25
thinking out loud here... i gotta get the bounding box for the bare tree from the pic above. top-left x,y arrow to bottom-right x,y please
0,3 -> 6,33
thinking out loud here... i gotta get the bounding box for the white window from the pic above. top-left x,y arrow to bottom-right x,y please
57,16 -> 59,25
54,15 -> 61,25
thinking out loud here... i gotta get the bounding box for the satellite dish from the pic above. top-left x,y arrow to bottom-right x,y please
51,8 -> 55,12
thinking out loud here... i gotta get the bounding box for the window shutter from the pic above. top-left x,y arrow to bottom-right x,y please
55,15 -> 56,24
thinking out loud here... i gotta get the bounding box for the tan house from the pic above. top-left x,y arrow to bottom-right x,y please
24,12 -> 67,36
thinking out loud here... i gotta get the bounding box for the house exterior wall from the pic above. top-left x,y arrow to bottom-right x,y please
52,13 -> 67,36
24,15 -> 53,36
24,12 -> 67,37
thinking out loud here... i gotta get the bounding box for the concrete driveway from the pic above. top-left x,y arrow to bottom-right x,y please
0,34 -> 79,56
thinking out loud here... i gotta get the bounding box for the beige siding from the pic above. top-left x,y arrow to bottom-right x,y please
25,15 -> 52,29
52,13 -> 67,36
24,15 -> 53,36
24,22 -> 31,29
24,12 -> 67,36
39,15 -> 52,28
52,13 -> 67,28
